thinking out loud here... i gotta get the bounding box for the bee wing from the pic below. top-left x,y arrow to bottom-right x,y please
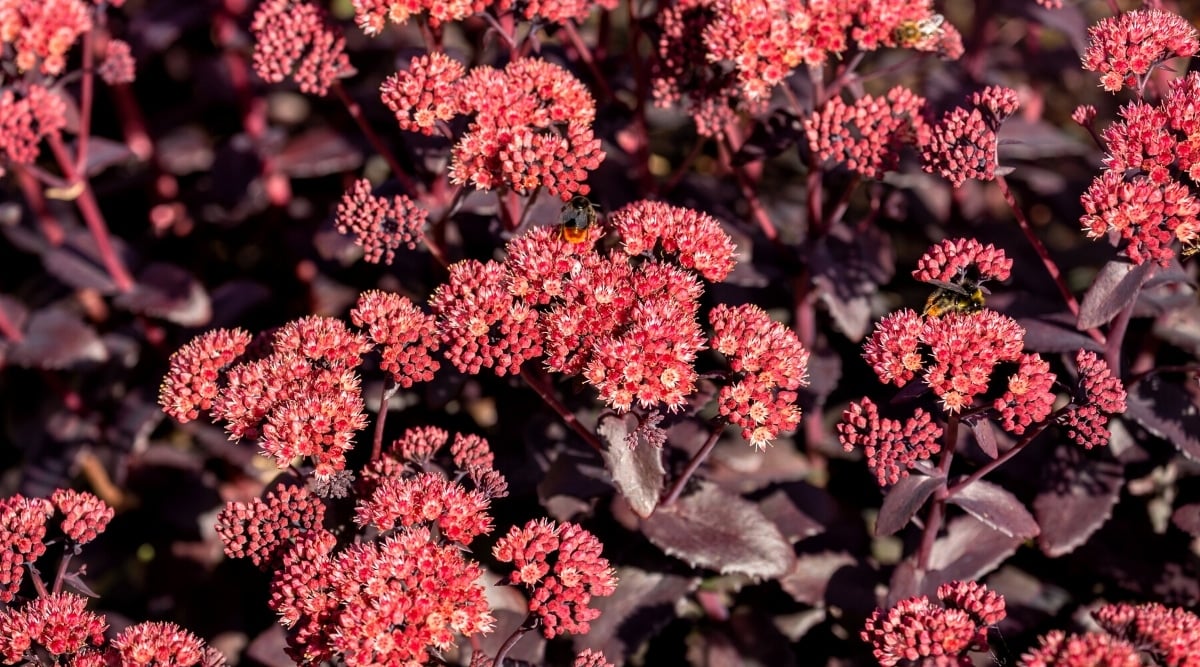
977,284 -> 992,295
924,279 -> 971,295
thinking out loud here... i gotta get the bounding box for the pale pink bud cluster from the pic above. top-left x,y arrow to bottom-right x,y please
0,0 -> 91,75
335,179 -> 428,265
251,0 -> 352,96
807,86 -> 928,179
913,238 -> 1012,284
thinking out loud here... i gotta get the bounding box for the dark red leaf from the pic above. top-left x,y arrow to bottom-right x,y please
1078,259 -> 1153,330
642,482 -> 794,579
61,572 -> 101,598
536,449 -> 612,522
41,229 -> 135,294
156,126 -> 215,175
947,479 -> 1039,539
758,487 -> 825,544
83,136 -> 137,176
275,127 -> 363,178
1015,316 -> 1105,354
926,515 -> 1023,590
1124,375 -> 1200,461
574,567 -> 697,664
245,625 -> 293,667
9,308 -> 107,369
1171,503 -> 1200,537
1154,303 -> 1200,356
598,414 -> 665,518
812,223 -> 895,341
1033,445 -> 1123,557
778,551 -> 855,605
114,262 -> 212,326
969,418 -> 999,459
876,473 -> 944,537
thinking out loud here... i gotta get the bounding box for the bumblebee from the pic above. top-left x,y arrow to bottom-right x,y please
559,195 -> 599,244
923,266 -> 989,318
895,13 -> 945,48
1183,243 -> 1200,259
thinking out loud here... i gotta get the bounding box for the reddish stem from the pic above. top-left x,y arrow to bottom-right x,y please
14,166 -> 64,246
659,420 -> 726,508
519,368 -> 604,452
560,21 -> 613,102
331,81 -> 418,194
716,138 -> 778,240
74,28 -> 97,175
51,551 -> 73,595
46,134 -> 135,292
995,175 -> 1104,344
945,411 -> 1064,498
492,620 -> 533,667
916,415 -> 957,571
371,379 -> 398,462
1105,295 -> 1138,377
0,304 -> 22,343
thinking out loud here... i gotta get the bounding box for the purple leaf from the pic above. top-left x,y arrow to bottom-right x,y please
969,418 -> 999,459
947,479 -> 1039,539
114,262 -> 212,326
1016,317 -> 1104,354
643,482 -> 794,579
83,136 -> 137,176
758,487 -> 825,544
812,223 -> 895,341
537,449 -> 612,522
1078,260 -> 1153,330
0,295 -> 29,333
778,551 -> 855,605
1124,375 -> 1200,461
574,567 -> 698,664
9,308 -> 107,369
926,515 -> 1023,590
275,127 -> 363,178
1033,445 -> 1123,557
61,572 -> 101,598
42,229 -> 135,294
245,625 -> 293,667
598,414 -> 665,518
876,473 -> 944,537
1171,503 -> 1200,537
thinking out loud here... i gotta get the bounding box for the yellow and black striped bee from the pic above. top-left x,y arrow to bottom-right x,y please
559,195 -> 599,244
895,13 -> 945,49
1182,243 -> 1200,259
923,266 -> 989,318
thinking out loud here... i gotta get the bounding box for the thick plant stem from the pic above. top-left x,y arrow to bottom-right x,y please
561,22 -> 613,101
519,368 -> 604,452
916,415 -> 957,572
492,621 -> 532,667
659,421 -> 726,508
945,412 -> 1062,498
332,81 -> 418,194
995,175 -> 1104,344
371,379 -> 398,462
717,139 -> 778,240
0,305 -> 22,342
46,134 -> 135,292
1106,297 -> 1137,377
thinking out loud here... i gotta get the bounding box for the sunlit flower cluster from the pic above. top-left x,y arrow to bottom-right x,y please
355,472 -> 493,543
335,179 -> 428,265
806,86 -> 928,179
863,580 -> 1004,666
1093,602 -> 1200,667
49,489 -> 113,545
0,0 -> 91,75
493,519 -> 617,638
350,290 -> 440,386
913,237 -> 1012,284
0,495 -> 57,601
0,592 -> 106,663
0,85 -> 68,170
250,0 -> 352,96
1061,350 -> 1127,449
1082,7 -> 1198,93
921,87 -> 1020,188
838,397 -> 942,486
215,484 -> 328,569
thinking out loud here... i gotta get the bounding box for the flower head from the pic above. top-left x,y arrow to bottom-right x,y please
863,308 -> 926,387
215,485 -> 327,569
913,238 -> 1012,284
158,328 -> 252,423
335,179 -> 428,265
431,260 -> 543,376
862,595 -> 978,666
610,200 -> 737,282
937,580 -> 1006,627
0,592 -> 106,662
993,353 -> 1057,435
110,621 -> 222,666
922,311 -> 1025,413
351,0 -> 479,32
493,519 -> 617,639
99,38 -> 136,84
351,290 -> 440,386
390,425 -> 449,464
1080,171 -> 1200,266
50,490 -> 113,545
1019,631 -> 1140,667
1082,8 -> 1198,93
0,85 -> 68,168
807,86 -> 928,179
1093,602 -> 1200,667
0,495 -> 52,602
0,0 -> 91,75
380,52 -> 465,135
251,0 -> 352,96
838,397 -> 942,486
1062,350 -> 1127,449
354,472 -> 493,544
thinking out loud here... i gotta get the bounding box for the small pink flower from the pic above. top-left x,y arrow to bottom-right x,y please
937,580 -> 1006,627
922,107 -> 1000,188
380,52 -> 464,135
1082,8 -> 1198,93
355,472 -> 493,544
251,0 -> 352,96
350,290 -> 440,386
335,179 -> 428,265
610,200 -> 737,282
98,38 -> 135,84
0,0 -> 91,75
862,594 -> 978,666
1019,631 -> 1140,667
863,308 -> 926,387
351,0 -> 480,32
50,489 -> 113,545
0,593 -> 106,662
0,495 -> 52,602
110,621 -> 219,666
1072,104 -> 1097,127
493,519 -> 617,639
1093,602 -> 1200,667
838,397 -> 942,486
273,316 -> 373,370
807,86 -> 928,179
0,85 -> 68,168
390,425 -> 450,464
493,0 -> 618,24
574,649 -> 615,667
993,353 -> 1057,435
1080,171 -> 1200,266
431,259 -> 543,376
450,433 -> 494,472
1062,350 -> 1127,449
158,328 -> 252,423
215,485 -> 327,569
921,311 -> 1025,413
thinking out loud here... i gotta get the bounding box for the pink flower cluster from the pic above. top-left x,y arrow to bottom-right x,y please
270,527 -> 493,665
352,0 -> 480,32
350,290 -> 440,386
862,580 -> 1004,666
1080,71 -> 1200,265
251,0 -> 352,96
379,52 -> 464,136
1020,603 -> 1200,666
98,38 -> 135,85
913,237 -> 1012,284
355,472 -> 493,543
493,519 -> 617,638
215,484 -> 327,569
335,180 -> 428,265
159,319 -> 375,475
838,397 -> 942,486
1,491 -> 115,602
0,592 -> 106,663
0,0 -> 91,75
922,86 -> 1020,188
806,86 -> 929,179
1082,7 -> 1198,93
710,304 -> 809,448
363,425 -> 508,501
0,85 -> 67,170
50,489 -> 114,545
1061,350 -> 1127,449
431,259 -> 544,376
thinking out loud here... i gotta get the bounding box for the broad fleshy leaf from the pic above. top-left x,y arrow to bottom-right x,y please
1033,445 -> 1123,557
9,307 -> 108,369
1124,376 -> 1200,461
114,262 -> 212,326
947,479 -> 1039,539
876,473 -> 944,536
1078,259 -> 1153,330
1171,503 -> 1200,537
926,515 -> 1023,590
598,414 -> 666,518
574,567 -> 698,664
643,482 -> 794,579
970,418 -> 999,459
